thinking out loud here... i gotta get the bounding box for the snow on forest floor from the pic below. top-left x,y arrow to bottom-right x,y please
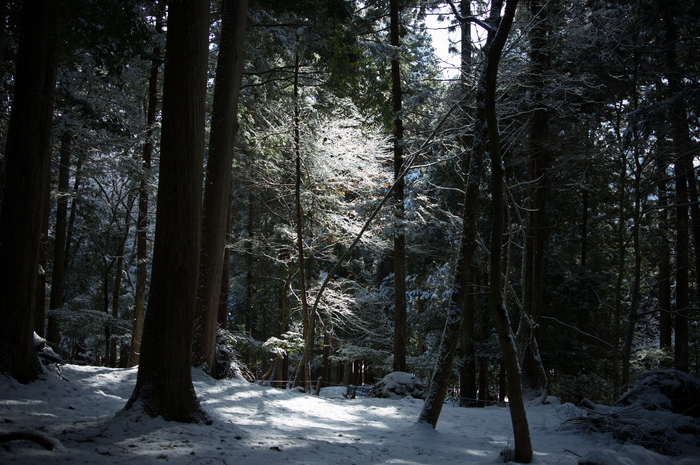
1,365 -> 698,465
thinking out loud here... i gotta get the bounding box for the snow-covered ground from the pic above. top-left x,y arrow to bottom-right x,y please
0,365 -> 698,464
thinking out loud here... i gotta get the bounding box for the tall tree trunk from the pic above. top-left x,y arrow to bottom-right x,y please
129,6 -> 163,368
390,0 -> 407,373
620,59 -> 642,387
0,0 -> 60,384
612,149 -> 626,394
49,131 -> 73,311
657,154 -> 673,352
457,0 -> 477,407
218,177 -> 235,329
47,151 -> 83,346
193,0 -> 248,378
483,1 -> 532,461
518,0 -> 549,400
124,0 -> 210,423
581,170 -> 589,266
36,178 -> 50,338
109,200 -> 133,367
292,52 -> 313,393
664,14 -> 692,373
419,2 -> 522,438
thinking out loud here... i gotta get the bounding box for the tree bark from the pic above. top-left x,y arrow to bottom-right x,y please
419,2 -> 523,439
0,0 -> 60,384
49,131 -> 74,312
124,0 -> 210,423
518,0 -> 549,400
36,178 -> 50,338
128,5 -> 163,368
662,11 -> 691,373
483,1 -> 532,461
390,0 -> 407,374
193,0 -> 248,378
292,52 -> 313,393
656,154 -> 672,352
457,0 -> 478,408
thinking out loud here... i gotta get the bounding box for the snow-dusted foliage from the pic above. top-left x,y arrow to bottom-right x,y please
368,371 -> 427,399
46,309 -> 131,365
214,329 -> 254,381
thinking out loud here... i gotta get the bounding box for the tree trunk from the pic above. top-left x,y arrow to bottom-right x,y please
664,15 -> 692,373
484,1 -> 532,461
419,0 -> 521,433
49,131 -> 73,312
518,0 -> 549,400
193,0 -> 248,378
218,177 -> 235,329
35,178 -> 50,338
109,200 -> 133,368
390,0 -> 407,374
612,149 -> 626,394
457,0 -> 477,408
620,61 -> 642,388
656,154 -> 673,352
0,0 -> 60,384
292,52 -> 313,393
128,5 -> 163,368
124,0 -> 210,423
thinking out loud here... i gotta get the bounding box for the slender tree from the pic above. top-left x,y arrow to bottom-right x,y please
49,131 -> 74,312
0,0 -> 60,383
517,0 -> 550,400
483,0 -> 532,460
124,0 -> 210,422
129,5 -> 163,368
390,0 -> 407,373
193,0 -> 249,378
419,3 -> 524,443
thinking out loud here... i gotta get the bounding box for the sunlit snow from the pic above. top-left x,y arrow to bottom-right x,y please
1,365 -> 698,464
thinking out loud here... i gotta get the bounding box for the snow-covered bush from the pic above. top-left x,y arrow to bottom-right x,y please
569,370 -> 700,457
368,371 -> 426,399
215,329 -> 254,380
616,370 -> 700,417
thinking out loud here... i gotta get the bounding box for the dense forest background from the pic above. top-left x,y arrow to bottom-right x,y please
0,0 -> 698,422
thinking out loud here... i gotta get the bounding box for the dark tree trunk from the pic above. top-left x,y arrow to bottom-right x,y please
292,52 -> 313,393
457,0 -> 477,408
49,131 -> 73,312
193,0 -> 248,378
664,13 -> 691,373
124,0 -> 210,423
612,150 -> 626,394
656,154 -> 673,352
390,0 -> 407,374
36,178 -> 50,338
484,2 -> 532,461
0,0 -> 60,384
109,200 -> 133,367
419,0 -> 520,432
217,177 -> 235,329
128,5 -> 163,368
620,64 -> 642,388
580,174 -> 589,267
518,0 -> 549,400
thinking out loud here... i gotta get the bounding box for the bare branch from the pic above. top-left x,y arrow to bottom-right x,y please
446,0 -> 495,32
